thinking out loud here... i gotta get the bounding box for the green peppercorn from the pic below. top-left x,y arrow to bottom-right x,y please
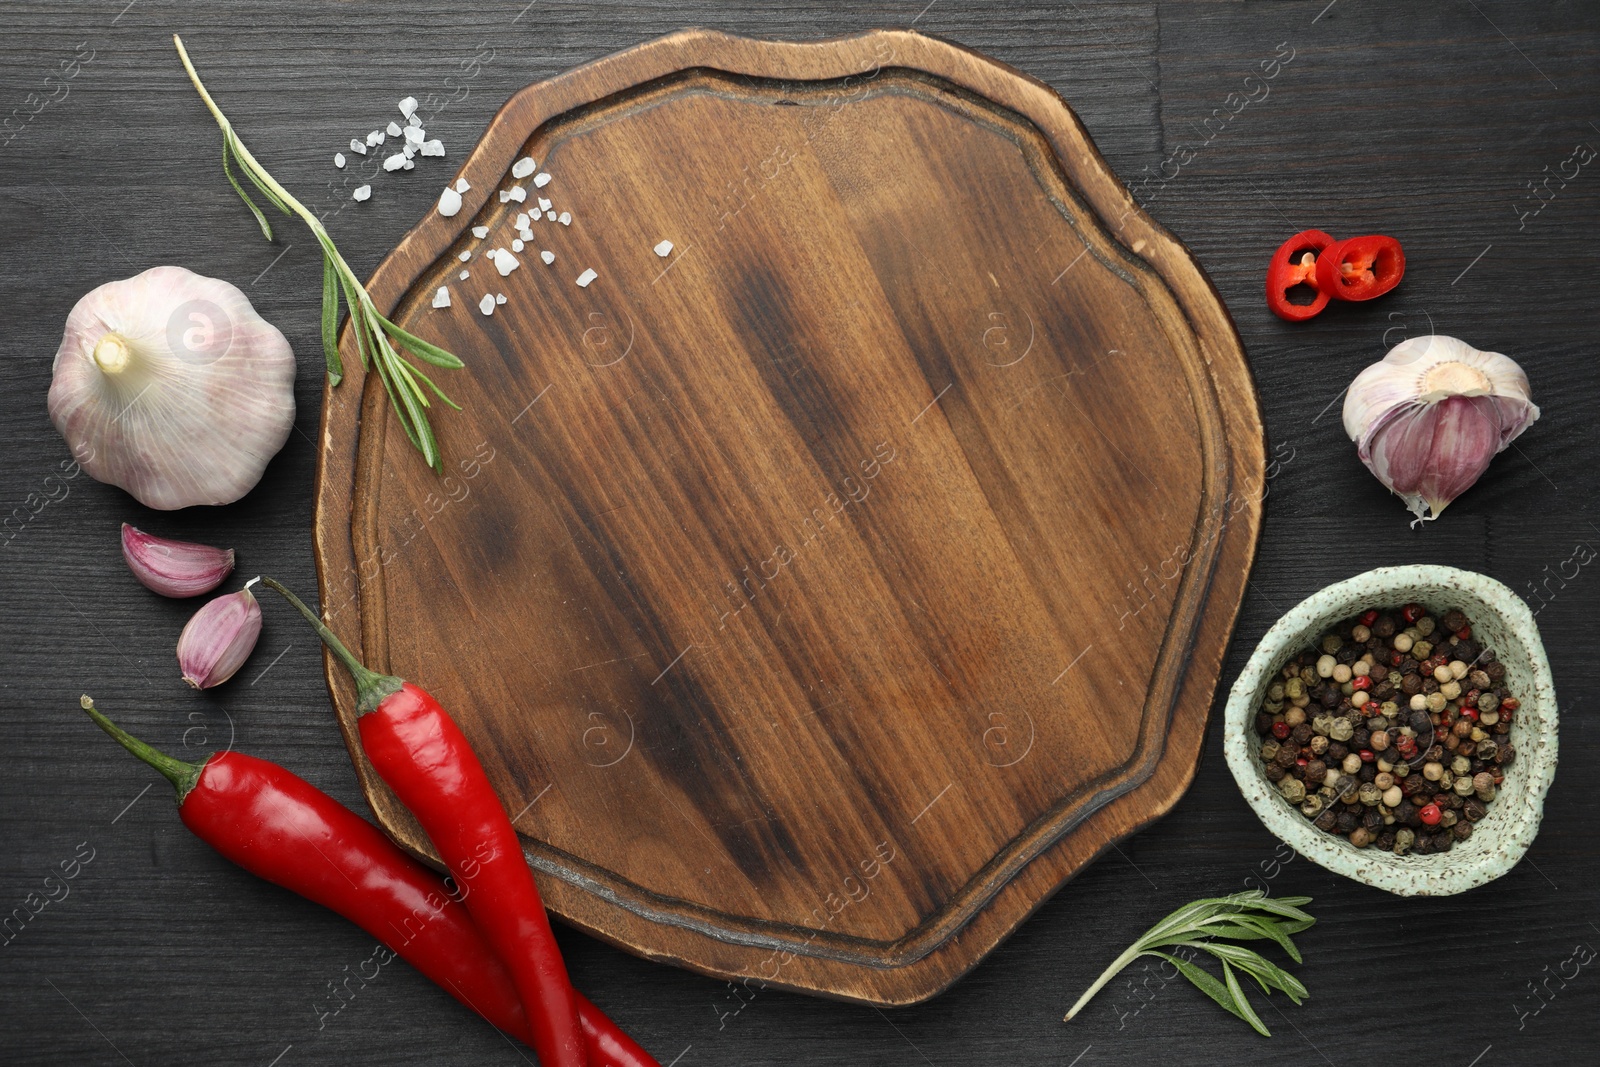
1278,777 -> 1306,804
1453,776 -> 1475,797
1329,719 -> 1354,742
1300,795 -> 1324,818
1393,828 -> 1415,855
1260,739 -> 1280,762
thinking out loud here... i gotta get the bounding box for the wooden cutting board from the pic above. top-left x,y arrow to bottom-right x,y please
313,27 -> 1264,1006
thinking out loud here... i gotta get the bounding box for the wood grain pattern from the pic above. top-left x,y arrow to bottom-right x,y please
312,28 -> 1264,1004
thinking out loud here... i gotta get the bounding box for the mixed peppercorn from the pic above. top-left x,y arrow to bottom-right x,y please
1255,604 -> 1517,855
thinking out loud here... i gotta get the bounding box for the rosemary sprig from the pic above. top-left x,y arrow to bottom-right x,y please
173,35 -> 463,471
1064,890 -> 1314,1037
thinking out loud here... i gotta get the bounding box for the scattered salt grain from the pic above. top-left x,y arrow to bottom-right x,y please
558,212 -> 571,226
519,228 -> 533,243
454,177 -> 471,193
545,211 -> 557,222
334,152 -> 346,168
654,239 -> 674,257
459,269 -> 470,280
511,157 -> 536,179
540,250 -> 555,265
437,186 -> 463,216
537,197 -> 552,212
367,130 -> 384,146
353,185 -> 372,201
534,172 -> 552,187
515,212 -> 530,229
349,138 -> 367,155
402,144 -> 417,159
432,286 -> 451,309
403,157 -> 415,171
512,239 -> 524,252
404,126 -> 425,146
458,250 -> 471,262
421,140 -> 445,157
387,121 -> 402,136
407,113 -> 422,128
509,186 -> 527,203
479,294 -> 495,316
399,96 -> 418,118
491,249 -> 520,277
575,268 -> 597,287
383,153 -> 407,172
496,293 -> 507,305
472,226 -> 489,238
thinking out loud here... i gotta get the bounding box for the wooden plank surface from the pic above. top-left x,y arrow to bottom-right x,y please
2,0 -> 1596,1062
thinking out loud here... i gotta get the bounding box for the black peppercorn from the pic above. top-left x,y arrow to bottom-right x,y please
1455,639 -> 1479,662
1320,687 -> 1340,708
1358,764 -> 1378,783
1442,609 -> 1467,632
1373,614 -> 1397,637
1336,810 -> 1359,833
1275,745 -> 1298,768
1314,809 -> 1338,832
1304,759 -> 1327,782
1256,712 -> 1276,734
1464,798 -> 1488,821
1401,673 -> 1423,696
1397,800 -> 1419,826
1265,763 -> 1286,782
1337,644 -> 1361,664
1486,660 -> 1506,680
1353,728 -> 1371,749
1432,832 -> 1454,853
1453,821 -> 1474,841
1413,835 -> 1433,855
1362,809 -> 1384,832
1328,742 -> 1349,761
1292,722 -> 1314,745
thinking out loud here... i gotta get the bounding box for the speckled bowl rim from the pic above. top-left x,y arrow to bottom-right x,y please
1223,565 -> 1558,896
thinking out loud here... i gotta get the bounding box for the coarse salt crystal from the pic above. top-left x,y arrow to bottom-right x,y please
404,126 -> 425,146
402,143 -> 417,159
454,177 -> 471,193
545,211 -> 556,222
458,250 -> 471,262
479,294 -> 495,316
349,138 -> 367,155
432,286 -> 450,309
399,96 -> 418,118
654,239 -> 674,257
519,228 -> 533,243
353,185 -> 372,201
437,186 -> 463,216
511,157 -> 536,179
403,158 -> 415,170
509,186 -> 527,203
498,191 -> 512,203
515,212 -> 530,228
575,268 -> 597,287
491,249 -> 520,277
383,153 -> 406,172
334,152 -> 346,168
496,293 -> 507,305
421,140 -> 445,157
459,269 -> 470,280
387,121 -> 402,136
472,226 -> 489,238
512,238 -> 524,252
534,172 -> 552,187
537,197 -> 552,211
558,212 -> 571,226
540,250 -> 555,265
407,113 -> 422,128
367,130 -> 384,146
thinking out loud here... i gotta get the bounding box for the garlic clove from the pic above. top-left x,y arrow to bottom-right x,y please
177,579 -> 262,688
48,266 -> 296,510
121,523 -> 235,597
1343,335 -> 1540,524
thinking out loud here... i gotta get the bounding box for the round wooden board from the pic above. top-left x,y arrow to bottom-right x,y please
313,28 -> 1264,1006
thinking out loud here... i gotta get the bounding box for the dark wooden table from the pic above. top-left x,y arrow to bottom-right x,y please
3,2 -> 1596,1064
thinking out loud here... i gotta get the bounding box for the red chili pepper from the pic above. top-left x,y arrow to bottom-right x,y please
78,697 -> 657,1067
1265,229 -> 1334,321
1314,234 -> 1404,301
265,580 -> 588,1067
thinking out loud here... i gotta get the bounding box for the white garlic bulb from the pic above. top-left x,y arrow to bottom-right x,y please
1343,335 -> 1539,524
48,266 -> 296,509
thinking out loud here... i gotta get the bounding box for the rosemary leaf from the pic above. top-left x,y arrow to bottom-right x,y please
1222,960 -> 1270,1037
320,254 -> 342,385
220,137 -> 274,241
375,314 -> 467,369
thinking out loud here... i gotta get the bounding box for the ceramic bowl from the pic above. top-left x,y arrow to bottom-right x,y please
1224,565 -> 1558,896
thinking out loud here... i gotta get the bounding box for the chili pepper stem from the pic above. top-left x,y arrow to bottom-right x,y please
258,577 -> 403,714
1063,943 -> 1144,1021
79,695 -> 204,802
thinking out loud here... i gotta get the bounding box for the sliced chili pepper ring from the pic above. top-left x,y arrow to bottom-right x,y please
1266,229 -> 1335,322
1315,234 -> 1405,301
